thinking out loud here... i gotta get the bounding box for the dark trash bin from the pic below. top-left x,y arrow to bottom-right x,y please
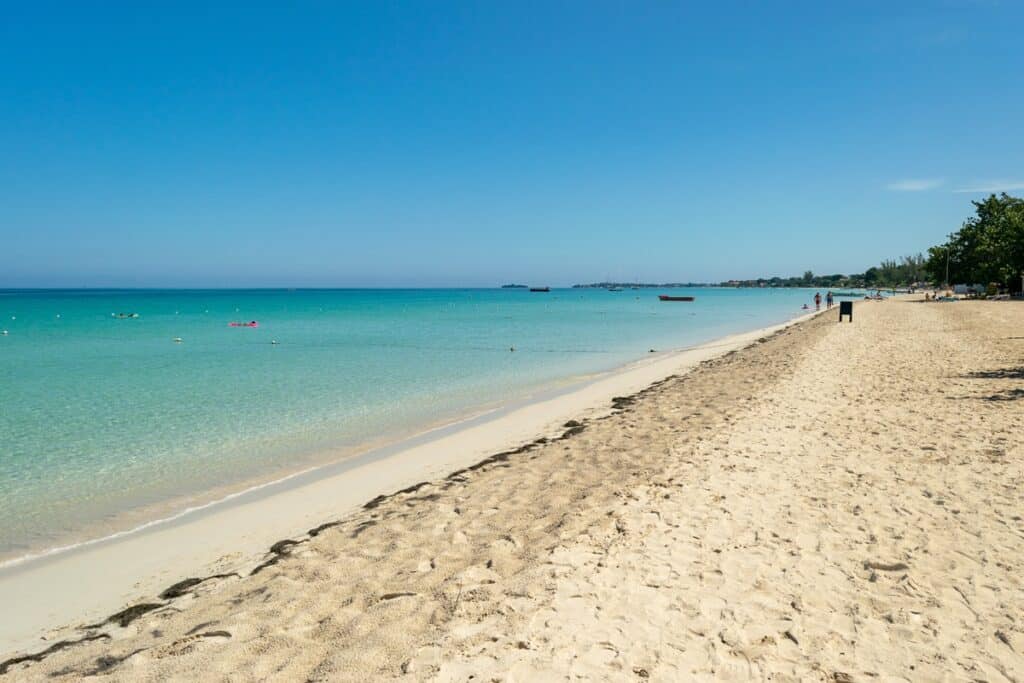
839,300 -> 853,322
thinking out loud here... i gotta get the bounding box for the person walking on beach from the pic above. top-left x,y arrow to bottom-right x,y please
826,291 -> 834,309
814,292 -> 822,310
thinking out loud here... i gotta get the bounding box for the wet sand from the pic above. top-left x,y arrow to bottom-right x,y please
3,299 -> 1022,680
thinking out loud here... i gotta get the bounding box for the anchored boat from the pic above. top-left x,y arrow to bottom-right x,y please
658,295 -> 695,302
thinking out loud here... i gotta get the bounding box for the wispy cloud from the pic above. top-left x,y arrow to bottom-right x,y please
886,179 -> 944,191
953,180 -> 1024,193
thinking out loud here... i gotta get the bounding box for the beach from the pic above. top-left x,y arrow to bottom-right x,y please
3,298 -> 1023,680
0,287 -> 818,563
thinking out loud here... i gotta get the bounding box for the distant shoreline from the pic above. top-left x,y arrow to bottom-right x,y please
571,282 -> 881,290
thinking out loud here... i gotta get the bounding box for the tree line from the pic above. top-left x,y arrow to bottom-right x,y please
720,256 -> 926,289
723,193 -> 1024,292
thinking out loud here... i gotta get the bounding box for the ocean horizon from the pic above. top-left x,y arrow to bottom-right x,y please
0,286 -> 829,563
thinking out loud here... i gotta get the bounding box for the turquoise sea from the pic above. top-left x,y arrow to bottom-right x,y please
0,287 -> 822,561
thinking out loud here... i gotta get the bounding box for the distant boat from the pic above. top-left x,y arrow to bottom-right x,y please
529,287 -> 550,292
658,295 -> 695,302
608,287 -> 623,292
113,312 -> 139,319
229,321 -> 259,327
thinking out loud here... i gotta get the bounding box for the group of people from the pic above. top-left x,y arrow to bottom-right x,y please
803,291 -> 835,311
803,290 -> 888,311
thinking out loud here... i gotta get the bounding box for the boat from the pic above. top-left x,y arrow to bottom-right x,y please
658,295 -> 695,302
529,287 -> 550,292
608,287 -> 623,292
228,321 -> 259,327
113,312 -> 139,319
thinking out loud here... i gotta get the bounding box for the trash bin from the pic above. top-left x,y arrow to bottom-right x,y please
839,300 -> 853,322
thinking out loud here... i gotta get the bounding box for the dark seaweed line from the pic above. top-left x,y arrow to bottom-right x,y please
0,635 -> 110,676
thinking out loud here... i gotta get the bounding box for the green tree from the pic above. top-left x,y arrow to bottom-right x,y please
900,253 -> 926,283
925,193 -> 1024,290
878,258 -> 900,285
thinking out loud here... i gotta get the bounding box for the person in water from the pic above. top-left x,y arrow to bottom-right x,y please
814,292 -> 822,310
826,291 -> 834,309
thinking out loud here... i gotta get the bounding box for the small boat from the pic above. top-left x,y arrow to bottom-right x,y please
113,312 -> 139,319
659,295 -> 695,302
229,321 -> 259,327
529,287 -> 550,292
608,287 -> 623,292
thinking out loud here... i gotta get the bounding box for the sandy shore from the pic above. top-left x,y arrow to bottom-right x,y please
0,312 -> 816,660
3,299 -> 1023,680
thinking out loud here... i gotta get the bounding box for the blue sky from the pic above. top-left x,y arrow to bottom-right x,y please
2,1 -> 1022,287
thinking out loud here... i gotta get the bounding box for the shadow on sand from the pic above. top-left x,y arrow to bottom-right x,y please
956,366 -> 1024,401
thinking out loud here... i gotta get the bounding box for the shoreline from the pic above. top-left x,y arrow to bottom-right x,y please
0,293 -> 820,569
0,303 -> 817,571
0,308 -> 820,655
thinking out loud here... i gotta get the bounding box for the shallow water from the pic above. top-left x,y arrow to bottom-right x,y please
0,287 -> 823,559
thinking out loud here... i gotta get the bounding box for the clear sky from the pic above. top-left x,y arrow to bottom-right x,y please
2,1 -> 1022,287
